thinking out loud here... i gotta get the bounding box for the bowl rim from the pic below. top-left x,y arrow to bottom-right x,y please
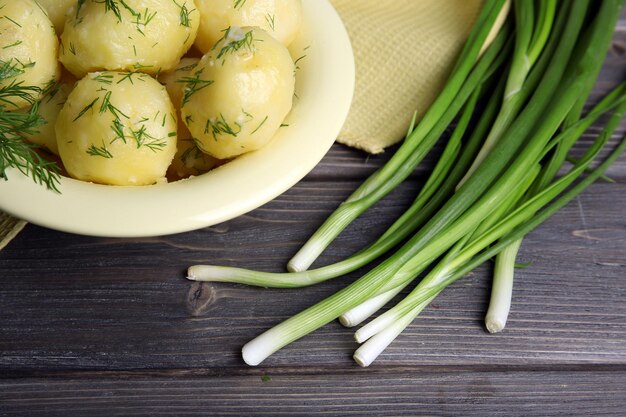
0,0 -> 355,238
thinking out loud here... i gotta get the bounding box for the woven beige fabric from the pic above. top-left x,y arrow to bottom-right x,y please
0,211 -> 26,251
331,0 -> 484,154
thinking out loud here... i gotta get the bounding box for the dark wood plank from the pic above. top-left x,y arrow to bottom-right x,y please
1,180 -> 625,371
1,370 -> 625,416
1,5 -> 626,416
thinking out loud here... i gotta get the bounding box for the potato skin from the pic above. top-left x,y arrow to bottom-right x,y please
181,26 -> 294,160
55,71 -> 178,186
0,0 -> 59,110
59,0 -> 200,78
194,0 -> 303,52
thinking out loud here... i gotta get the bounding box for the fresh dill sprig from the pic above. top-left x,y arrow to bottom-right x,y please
0,53 -> 61,191
233,0 -> 247,10
250,115 -> 268,135
97,0 -> 155,35
76,0 -> 87,19
2,40 -> 23,50
179,139 -> 203,164
265,13 -> 275,31
73,97 -> 99,121
129,123 -> 167,151
214,27 -> 259,62
176,61 -> 198,73
92,73 -> 114,85
0,104 -> 61,192
86,143 -> 113,158
178,70 -> 213,106
174,0 -> 194,28
0,60 -> 25,80
204,113 -> 241,140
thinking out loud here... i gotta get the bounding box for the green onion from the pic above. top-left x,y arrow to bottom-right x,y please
188,28 -> 509,288
356,97 -> 626,365
286,0 -> 510,272
457,0 -> 556,188
188,0 -> 626,367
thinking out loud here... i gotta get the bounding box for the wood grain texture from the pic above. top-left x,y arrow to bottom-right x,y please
1,180 -> 625,373
1,371 -> 625,416
1,6 -> 626,417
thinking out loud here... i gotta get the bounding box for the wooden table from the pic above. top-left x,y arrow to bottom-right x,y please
2,18 -> 626,417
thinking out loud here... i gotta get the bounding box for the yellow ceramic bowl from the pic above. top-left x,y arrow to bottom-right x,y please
0,0 -> 355,237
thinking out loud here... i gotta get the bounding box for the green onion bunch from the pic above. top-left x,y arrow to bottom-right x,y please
188,0 -> 626,366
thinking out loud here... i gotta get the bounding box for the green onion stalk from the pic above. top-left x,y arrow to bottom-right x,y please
188,0 -> 626,366
484,0 -> 626,333
285,0 -> 510,272
457,0 -> 556,187
355,93 -> 626,365
188,15 -> 511,288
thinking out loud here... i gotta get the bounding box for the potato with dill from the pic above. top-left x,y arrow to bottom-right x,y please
0,0 -> 59,110
159,57 -> 202,110
59,0 -> 199,79
194,0 -> 303,52
34,0 -> 74,34
20,76 -> 76,156
159,58 -> 224,179
181,26 -> 295,160
55,71 -> 178,186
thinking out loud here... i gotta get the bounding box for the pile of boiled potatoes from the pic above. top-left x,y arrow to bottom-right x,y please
0,0 -> 303,185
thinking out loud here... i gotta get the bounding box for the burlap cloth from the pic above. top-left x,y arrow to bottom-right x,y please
331,0 -> 484,153
0,0 -> 483,248
0,211 -> 26,250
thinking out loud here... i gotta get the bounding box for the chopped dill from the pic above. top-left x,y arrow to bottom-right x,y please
178,70 -> 213,106
3,15 -> 22,28
1,82 -> 61,193
2,40 -> 22,50
110,118 -> 126,143
116,72 -> 144,84
86,143 -> 113,158
265,13 -> 275,31
250,115 -> 268,135
92,73 -> 114,85
174,0 -> 194,28
133,62 -> 153,71
0,59 -> 25,81
73,97 -> 99,121
204,114 -> 241,140
99,90 -> 113,113
129,124 -> 168,152
97,0 -> 156,35
76,0 -> 86,19
176,61 -> 199,73
214,27 -> 259,62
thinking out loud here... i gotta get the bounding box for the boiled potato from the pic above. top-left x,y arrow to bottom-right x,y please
160,57 -> 223,179
56,71 -> 178,186
168,124 -> 223,180
34,0 -> 74,34
59,0 -> 200,78
194,0 -> 303,52
181,26 -> 294,159
158,57 -> 201,109
20,75 -> 76,155
0,0 -> 59,110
